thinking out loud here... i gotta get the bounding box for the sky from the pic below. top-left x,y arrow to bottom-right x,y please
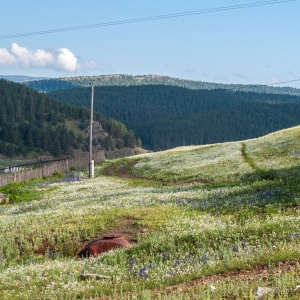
0,0 -> 300,88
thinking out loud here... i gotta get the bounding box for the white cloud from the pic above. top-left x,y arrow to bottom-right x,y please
0,48 -> 16,65
56,48 -> 79,72
0,43 -> 80,72
11,43 -> 54,68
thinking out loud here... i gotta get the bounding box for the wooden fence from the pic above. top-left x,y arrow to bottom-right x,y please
0,151 -> 105,187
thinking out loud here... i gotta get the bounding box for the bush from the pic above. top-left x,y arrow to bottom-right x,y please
53,170 -> 63,178
0,180 -> 43,203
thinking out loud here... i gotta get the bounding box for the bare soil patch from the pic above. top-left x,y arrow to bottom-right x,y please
102,161 -> 126,176
98,259 -> 300,299
154,259 -> 300,295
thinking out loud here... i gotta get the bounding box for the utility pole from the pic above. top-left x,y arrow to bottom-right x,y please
89,86 -> 94,178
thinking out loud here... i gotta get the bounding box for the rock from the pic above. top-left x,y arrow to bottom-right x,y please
0,192 -> 4,203
294,285 -> 300,293
252,287 -> 278,300
210,285 -> 216,291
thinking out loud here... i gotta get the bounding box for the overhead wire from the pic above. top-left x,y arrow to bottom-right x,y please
265,78 -> 300,86
47,79 -> 300,97
0,0 -> 296,39
47,76 -> 300,91
0,0 -> 298,87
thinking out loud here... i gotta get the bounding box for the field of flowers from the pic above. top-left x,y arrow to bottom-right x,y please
131,142 -> 254,184
244,126 -> 300,170
0,126 -> 300,299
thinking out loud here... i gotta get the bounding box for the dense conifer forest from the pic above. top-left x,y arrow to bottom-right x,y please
0,79 -> 140,157
49,85 -> 300,150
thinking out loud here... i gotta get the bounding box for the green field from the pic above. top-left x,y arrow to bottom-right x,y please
0,126 -> 299,299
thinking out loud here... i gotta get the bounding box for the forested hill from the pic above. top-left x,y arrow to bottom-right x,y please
26,74 -> 300,96
49,85 -> 300,151
0,79 -> 140,157
0,75 -> 48,83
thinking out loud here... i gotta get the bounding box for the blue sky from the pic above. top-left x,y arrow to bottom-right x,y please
0,0 -> 299,87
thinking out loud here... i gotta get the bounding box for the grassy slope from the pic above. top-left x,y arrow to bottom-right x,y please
131,126 -> 300,182
0,126 -> 299,299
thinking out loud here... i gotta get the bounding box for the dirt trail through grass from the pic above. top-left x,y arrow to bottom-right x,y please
102,160 -> 157,181
102,160 -> 173,184
102,161 -> 129,177
102,160 -> 207,185
241,143 -> 258,171
100,259 -> 300,299
153,259 -> 300,296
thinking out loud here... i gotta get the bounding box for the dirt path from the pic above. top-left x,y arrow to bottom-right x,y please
153,259 -> 300,296
114,160 -> 141,179
99,259 -> 300,299
102,161 -> 127,176
103,160 -> 144,179
102,159 -> 208,185
102,160 -> 166,183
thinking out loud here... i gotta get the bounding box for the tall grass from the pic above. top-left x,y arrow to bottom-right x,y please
0,126 -> 300,299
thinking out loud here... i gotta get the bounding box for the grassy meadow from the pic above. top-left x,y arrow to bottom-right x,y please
0,126 -> 300,299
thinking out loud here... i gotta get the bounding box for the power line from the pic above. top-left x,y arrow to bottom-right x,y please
265,78 -> 300,86
48,78 -> 300,97
0,0 -> 296,40
51,76 -> 300,90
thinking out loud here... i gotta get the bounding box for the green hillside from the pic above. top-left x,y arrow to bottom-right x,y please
0,79 -> 140,157
131,126 -> 300,185
49,85 -> 300,150
26,74 -> 300,96
0,126 -> 299,299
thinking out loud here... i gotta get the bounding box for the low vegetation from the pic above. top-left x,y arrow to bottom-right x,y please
0,126 -> 299,299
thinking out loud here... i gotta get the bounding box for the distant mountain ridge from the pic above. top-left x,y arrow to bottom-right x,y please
5,74 -> 300,152
0,75 -> 48,82
24,74 -> 300,96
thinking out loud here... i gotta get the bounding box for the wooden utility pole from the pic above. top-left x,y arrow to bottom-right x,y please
89,86 -> 94,178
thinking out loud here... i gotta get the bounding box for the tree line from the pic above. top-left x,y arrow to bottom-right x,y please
49,85 -> 300,150
0,79 -> 140,157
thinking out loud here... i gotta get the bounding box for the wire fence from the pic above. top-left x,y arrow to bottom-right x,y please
0,151 -> 105,186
